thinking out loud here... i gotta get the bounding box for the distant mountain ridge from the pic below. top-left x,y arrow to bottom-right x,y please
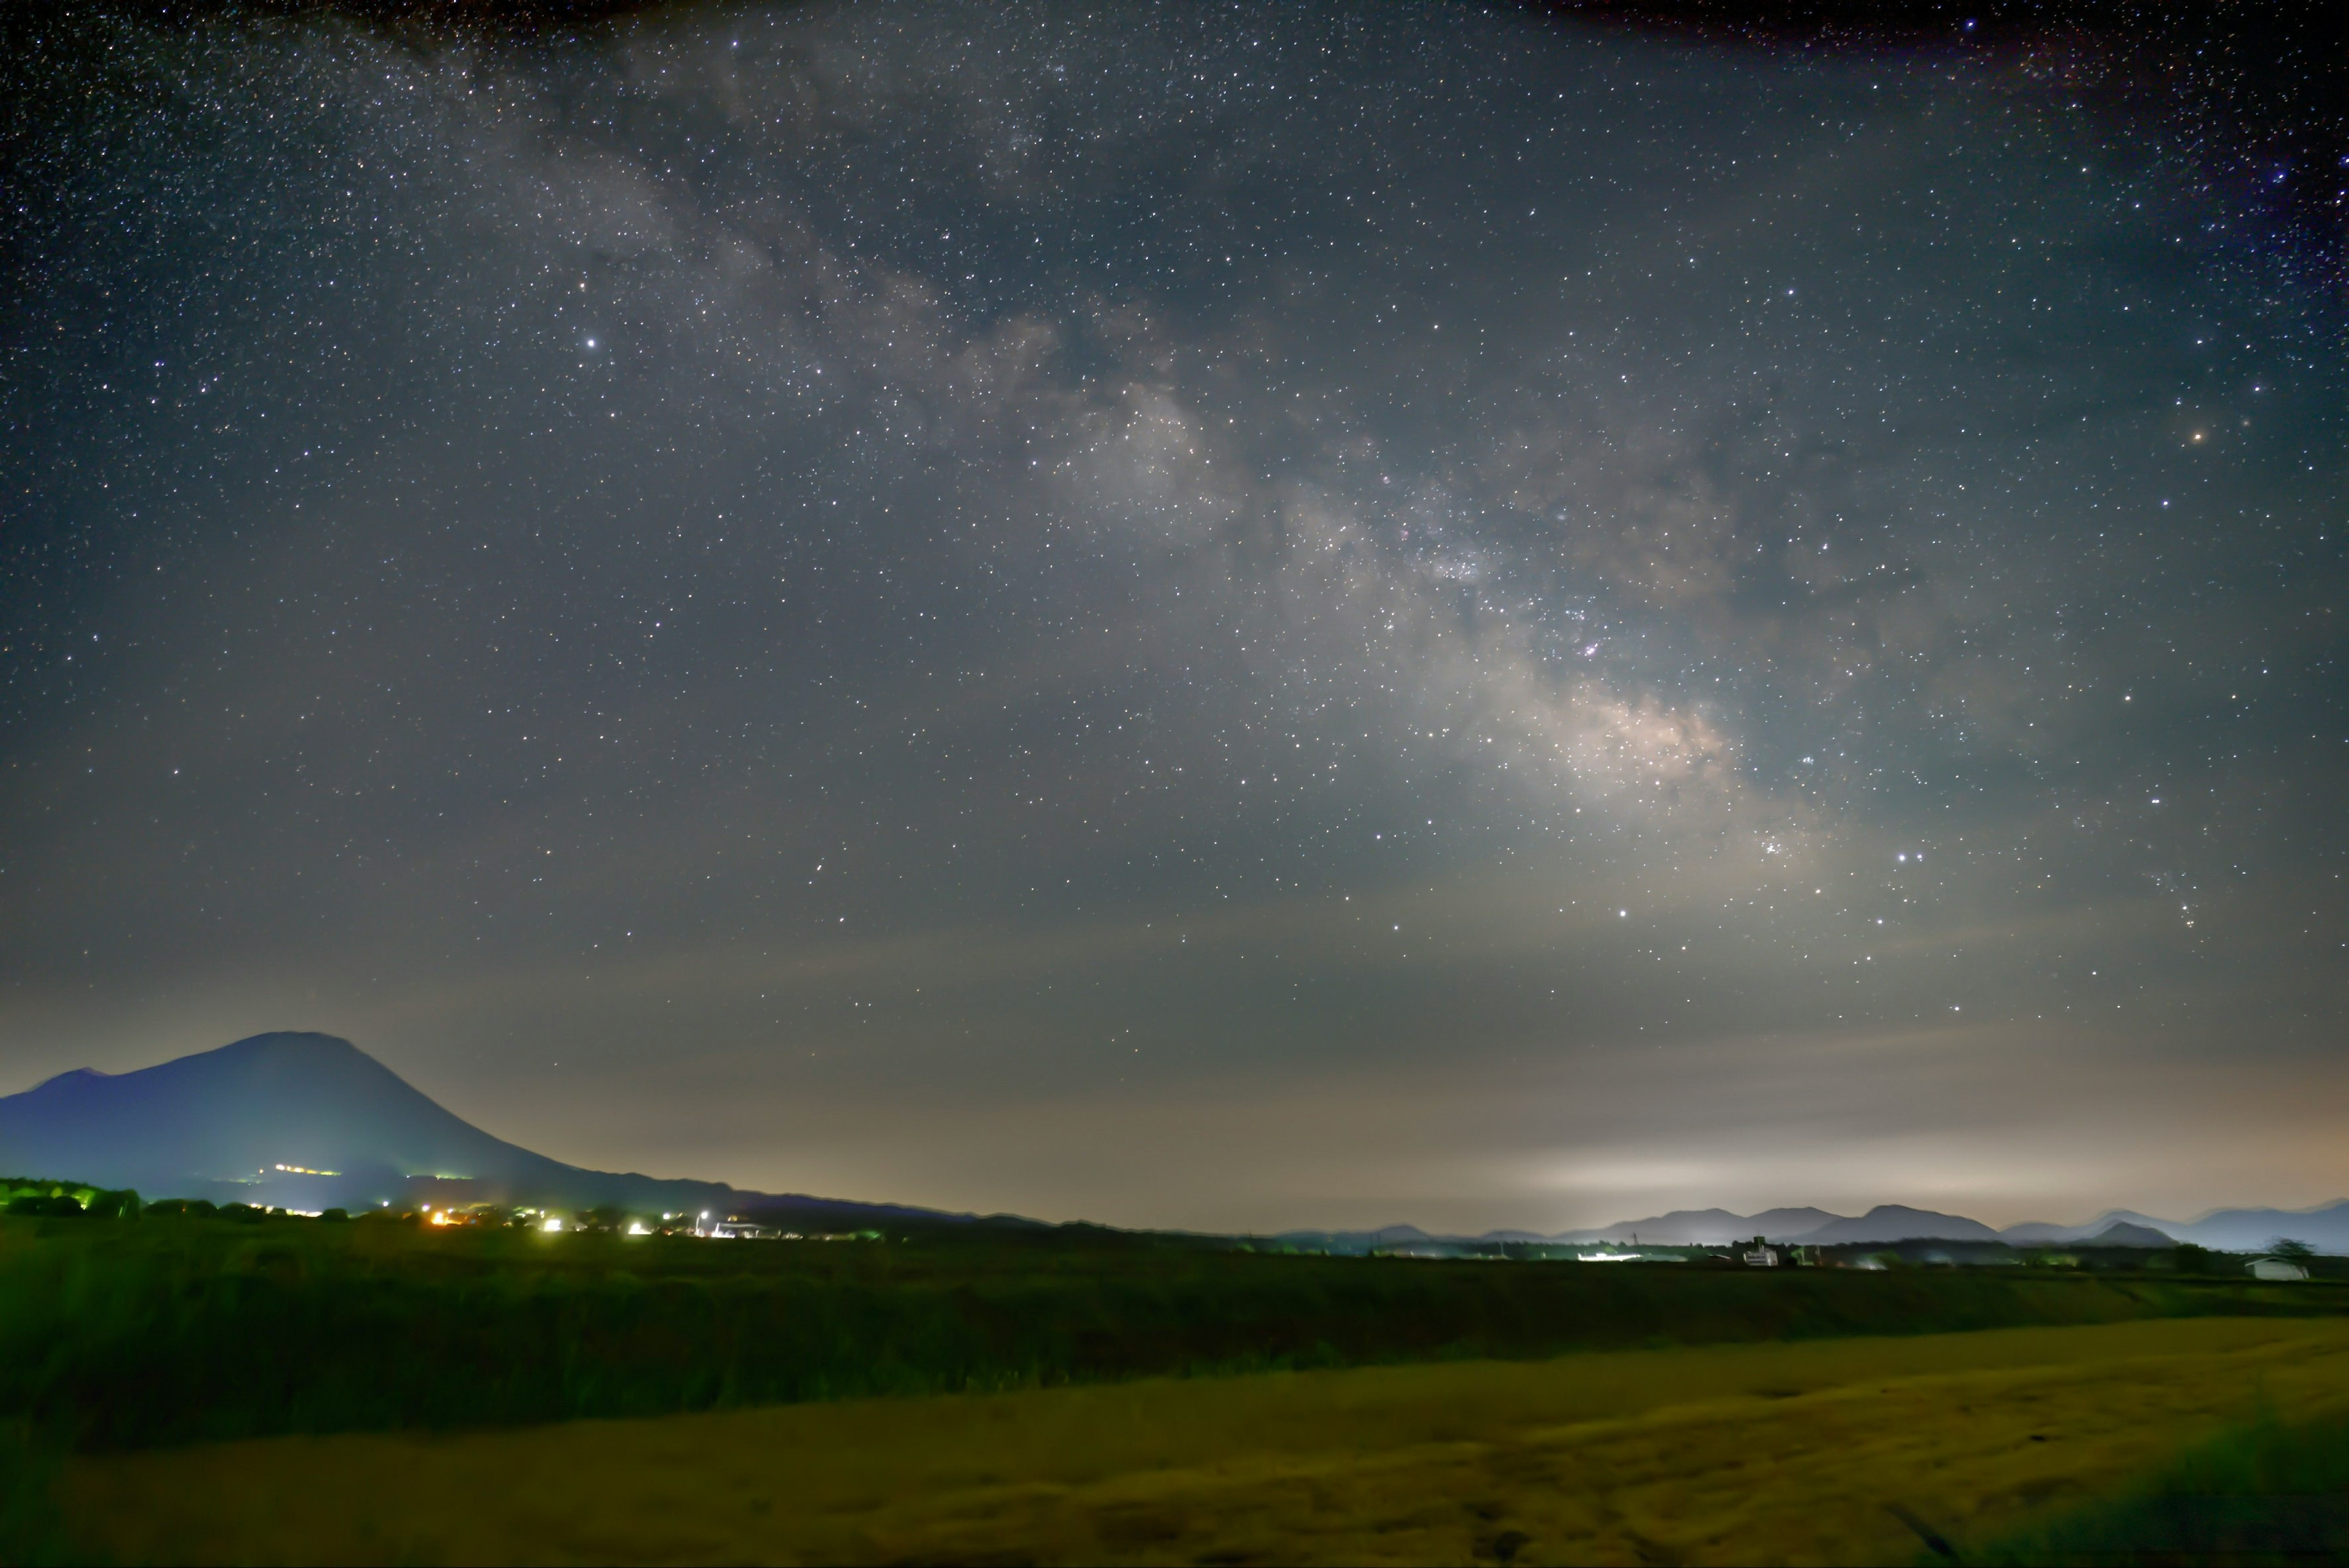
2002,1204 -> 2349,1254
1500,1200 -> 2349,1253
1540,1207 -> 1841,1246
1282,1200 -> 2347,1256
0,1032 -> 996,1227
7,1033 -> 2342,1252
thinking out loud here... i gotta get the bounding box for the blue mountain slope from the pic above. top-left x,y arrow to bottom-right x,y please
2000,1205 -> 2348,1252
2,1033 -> 558,1202
0,1031 -> 967,1225
2157,1202 -> 2349,1253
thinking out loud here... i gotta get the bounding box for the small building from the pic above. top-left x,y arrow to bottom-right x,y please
1742,1240 -> 1779,1268
2249,1256 -> 2310,1282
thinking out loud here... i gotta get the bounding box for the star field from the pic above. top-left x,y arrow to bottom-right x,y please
2,2 -> 2344,1232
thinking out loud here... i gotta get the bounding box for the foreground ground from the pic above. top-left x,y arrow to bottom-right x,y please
5,1214 -> 2332,1451
62,1314 -> 2349,1566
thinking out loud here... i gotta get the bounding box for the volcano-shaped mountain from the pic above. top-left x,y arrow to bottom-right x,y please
0,1031 -> 973,1226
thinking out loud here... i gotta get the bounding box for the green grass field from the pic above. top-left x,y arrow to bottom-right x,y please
6,1208 -> 2347,1564
56,1316 -> 2349,1565
1967,1405 -> 2349,1566
3,1210 -> 2334,1452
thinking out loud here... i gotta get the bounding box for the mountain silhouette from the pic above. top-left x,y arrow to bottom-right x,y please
1777,1205 -> 2003,1245
12,1037 -> 2337,1252
0,1031 -> 976,1226
1998,1205 -> 2348,1252
1552,1207 -> 1841,1245
2104,1202 -> 2349,1254
1321,1202 -> 2340,1254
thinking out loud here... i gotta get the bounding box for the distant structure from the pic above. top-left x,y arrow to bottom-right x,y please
2249,1256 -> 2311,1281
702,1215 -> 775,1240
1742,1237 -> 1779,1268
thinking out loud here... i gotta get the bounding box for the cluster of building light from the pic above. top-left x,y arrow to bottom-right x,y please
408,1205 -> 882,1241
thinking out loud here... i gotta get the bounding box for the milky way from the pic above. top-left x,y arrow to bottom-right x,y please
5,2 -> 2344,1230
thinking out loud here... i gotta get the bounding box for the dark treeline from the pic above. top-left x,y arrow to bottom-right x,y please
3,1209 -> 2343,1453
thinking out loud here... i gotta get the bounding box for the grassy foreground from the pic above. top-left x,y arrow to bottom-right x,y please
58,1315 -> 2349,1566
1970,1406 -> 2349,1565
2,1212 -> 2337,1452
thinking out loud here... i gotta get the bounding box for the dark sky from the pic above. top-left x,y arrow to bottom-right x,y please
5,1 -> 2344,1233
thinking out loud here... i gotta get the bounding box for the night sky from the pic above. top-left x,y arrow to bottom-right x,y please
6,2 -> 2344,1233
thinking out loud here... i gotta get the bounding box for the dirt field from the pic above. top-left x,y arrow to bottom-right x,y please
62,1315 -> 2349,1565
